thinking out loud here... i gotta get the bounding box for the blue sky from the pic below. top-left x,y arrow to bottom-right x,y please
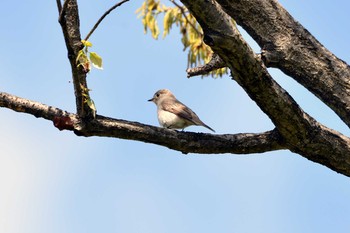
1,1 -> 350,233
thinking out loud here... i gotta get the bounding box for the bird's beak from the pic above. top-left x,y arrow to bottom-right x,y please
148,98 -> 154,102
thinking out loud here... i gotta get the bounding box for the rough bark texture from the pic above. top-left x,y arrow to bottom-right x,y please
179,0 -> 350,175
215,0 -> 350,128
1,0 -> 350,177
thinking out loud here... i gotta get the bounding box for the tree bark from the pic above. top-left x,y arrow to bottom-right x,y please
215,0 -> 350,128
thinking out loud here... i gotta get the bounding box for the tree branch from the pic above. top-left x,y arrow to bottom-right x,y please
0,92 -> 72,121
56,0 -> 62,14
0,91 -> 285,155
186,53 -> 226,77
215,0 -> 350,128
84,0 -> 130,41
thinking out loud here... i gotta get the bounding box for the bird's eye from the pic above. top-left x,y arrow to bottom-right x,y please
156,94 -> 160,97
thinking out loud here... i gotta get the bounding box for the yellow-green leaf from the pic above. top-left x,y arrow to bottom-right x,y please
89,52 -> 103,70
163,9 -> 173,38
82,40 -> 93,47
151,21 -> 160,39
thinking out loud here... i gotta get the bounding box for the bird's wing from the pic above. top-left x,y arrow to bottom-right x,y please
162,99 -> 200,124
162,99 -> 216,132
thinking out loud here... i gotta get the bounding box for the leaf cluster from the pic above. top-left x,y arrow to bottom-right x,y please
77,40 -> 103,72
136,0 -> 227,77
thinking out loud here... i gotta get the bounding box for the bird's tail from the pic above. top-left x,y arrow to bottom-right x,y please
202,123 -> 215,133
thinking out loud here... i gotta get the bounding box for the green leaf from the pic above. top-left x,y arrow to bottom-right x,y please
89,52 -> 103,70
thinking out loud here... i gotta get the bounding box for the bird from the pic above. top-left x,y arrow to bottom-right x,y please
148,89 -> 215,132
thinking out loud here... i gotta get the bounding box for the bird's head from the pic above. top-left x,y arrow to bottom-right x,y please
148,89 -> 175,105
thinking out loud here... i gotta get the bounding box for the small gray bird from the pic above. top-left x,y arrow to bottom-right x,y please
148,89 -> 215,132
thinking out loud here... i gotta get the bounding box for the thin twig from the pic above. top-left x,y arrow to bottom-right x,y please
187,53 -> 226,77
84,0 -> 129,41
170,0 -> 202,36
56,0 -> 62,13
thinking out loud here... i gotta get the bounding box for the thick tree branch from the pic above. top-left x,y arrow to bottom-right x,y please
81,117 -> 285,154
0,92 -> 72,121
0,92 -> 286,155
180,0 -> 350,176
215,0 -> 350,128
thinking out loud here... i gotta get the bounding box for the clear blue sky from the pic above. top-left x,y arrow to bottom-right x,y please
1,1 -> 350,233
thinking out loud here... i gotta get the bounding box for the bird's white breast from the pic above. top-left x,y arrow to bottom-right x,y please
157,109 -> 189,129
